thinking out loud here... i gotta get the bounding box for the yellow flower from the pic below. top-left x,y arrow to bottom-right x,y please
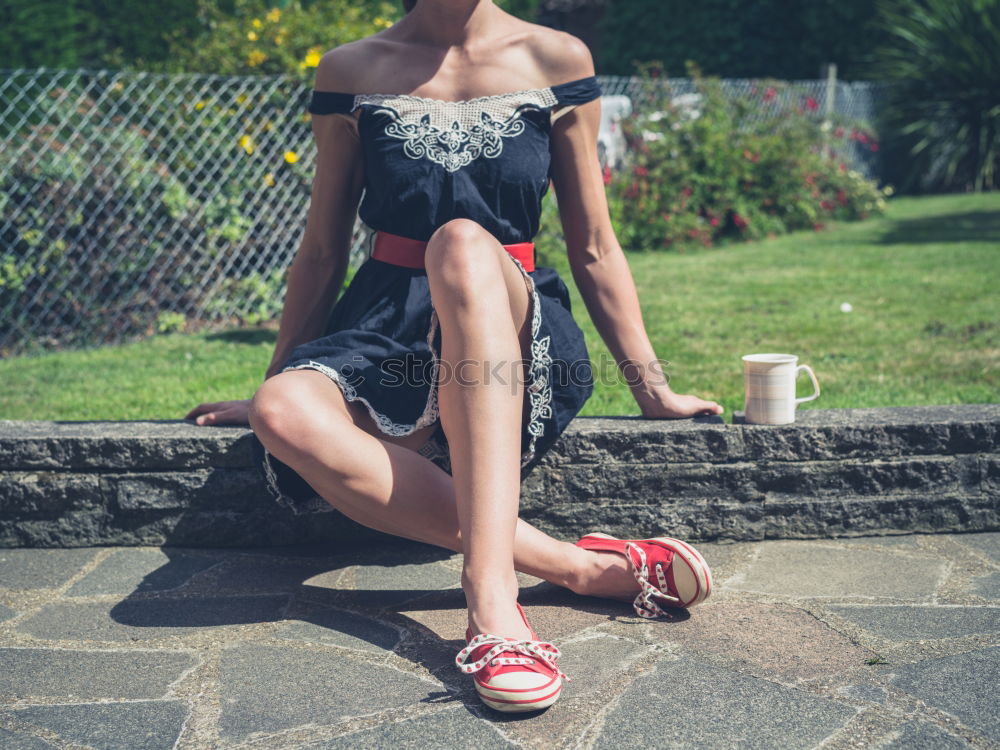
275,32 -> 285,46
263,120 -> 274,132
302,46 -> 322,68
252,18 -> 263,29
263,172 -> 276,187
284,150 -> 299,164
194,100 -> 206,111
266,7 -> 281,23
374,16 -> 391,28
238,134 -> 255,155
235,94 -> 247,105
882,184 -> 894,196
247,31 -> 258,41
247,50 -> 267,67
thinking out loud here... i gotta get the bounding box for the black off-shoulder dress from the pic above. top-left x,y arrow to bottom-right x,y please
251,75 -> 602,515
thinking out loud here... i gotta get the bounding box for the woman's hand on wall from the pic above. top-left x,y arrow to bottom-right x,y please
184,399 -> 252,426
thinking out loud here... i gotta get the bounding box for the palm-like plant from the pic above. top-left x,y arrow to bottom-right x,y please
870,0 -> 1000,193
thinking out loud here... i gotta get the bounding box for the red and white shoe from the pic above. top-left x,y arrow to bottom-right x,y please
455,602 -> 568,713
575,532 -> 713,617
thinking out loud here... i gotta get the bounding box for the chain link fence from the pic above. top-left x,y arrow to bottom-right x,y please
0,68 -> 891,358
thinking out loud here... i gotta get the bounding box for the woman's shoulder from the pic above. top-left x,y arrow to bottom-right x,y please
525,26 -> 596,89
313,35 -> 396,94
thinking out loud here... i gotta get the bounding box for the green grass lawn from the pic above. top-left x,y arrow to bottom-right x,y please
1,192 -> 997,424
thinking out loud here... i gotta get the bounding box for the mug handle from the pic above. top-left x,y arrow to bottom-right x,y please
795,364 -> 821,404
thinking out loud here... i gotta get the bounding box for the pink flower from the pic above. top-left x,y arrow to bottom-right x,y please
805,96 -> 818,111
709,216 -> 720,227
763,87 -> 777,102
870,142 -> 880,152
602,165 -> 612,185
733,213 -> 748,229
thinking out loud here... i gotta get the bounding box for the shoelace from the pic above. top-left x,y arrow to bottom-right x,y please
455,634 -> 570,682
625,541 -> 681,619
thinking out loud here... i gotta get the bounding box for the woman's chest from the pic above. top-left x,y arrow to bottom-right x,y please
354,93 -> 555,185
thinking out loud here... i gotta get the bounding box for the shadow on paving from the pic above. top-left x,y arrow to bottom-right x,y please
102,543 -> 688,722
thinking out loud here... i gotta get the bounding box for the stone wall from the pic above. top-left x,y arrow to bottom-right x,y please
1,404 -> 997,547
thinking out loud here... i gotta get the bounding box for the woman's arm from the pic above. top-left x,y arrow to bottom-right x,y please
547,43 -> 723,418
264,51 -> 366,380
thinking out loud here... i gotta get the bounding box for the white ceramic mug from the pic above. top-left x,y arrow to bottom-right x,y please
742,353 -> 820,424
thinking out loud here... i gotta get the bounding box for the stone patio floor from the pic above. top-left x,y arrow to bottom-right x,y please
0,532 -> 998,749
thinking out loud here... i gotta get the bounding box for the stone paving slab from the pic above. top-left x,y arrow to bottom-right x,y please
7,701 -> 188,750
0,648 -> 196,699
0,534 -> 997,748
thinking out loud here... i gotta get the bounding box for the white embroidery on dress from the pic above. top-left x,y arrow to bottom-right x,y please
357,89 -> 558,173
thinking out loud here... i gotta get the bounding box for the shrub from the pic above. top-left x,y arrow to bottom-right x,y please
869,0 -> 1000,193
606,61 -> 888,252
162,0 -> 400,76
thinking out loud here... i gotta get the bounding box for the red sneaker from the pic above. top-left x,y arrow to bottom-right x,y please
455,602 -> 567,712
575,532 -> 713,616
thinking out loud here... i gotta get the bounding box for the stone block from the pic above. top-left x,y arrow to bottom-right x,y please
0,419 -> 255,470
103,468 -> 267,511
0,548 -> 99,589
828,605 -> 1000,640
595,656 -> 855,748
16,596 -> 289,641
11,701 -> 187,750
891,647 -> 1000,741
314,709 -> 516,749
0,472 -> 104,514
217,643 -> 433,741
0,647 -> 195,699
64,548 -> 220,596
730,542 -> 947,600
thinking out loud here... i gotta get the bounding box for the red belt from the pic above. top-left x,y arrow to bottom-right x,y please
371,229 -> 535,272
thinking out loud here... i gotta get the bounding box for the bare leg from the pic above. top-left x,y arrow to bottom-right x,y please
423,219 -> 536,640
252,372 -> 634,600
249,222 -> 637,625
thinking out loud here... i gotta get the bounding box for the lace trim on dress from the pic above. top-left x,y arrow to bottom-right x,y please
356,90 -> 557,174
507,253 -> 553,466
260,444 -> 334,515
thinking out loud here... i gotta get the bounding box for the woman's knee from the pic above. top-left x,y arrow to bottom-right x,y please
425,219 -> 505,303
248,370 -> 346,448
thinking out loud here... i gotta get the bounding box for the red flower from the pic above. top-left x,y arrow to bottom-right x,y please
681,186 -> 693,197
634,165 -> 649,177
709,216 -> 720,227
733,213 -> 748,229
834,126 -> 845,138
839,162 -> 847,172
602,165 -> 612,185
763,87 -> 777,102
805,96 -> 818,111
870,142 -> 880,152
821,200 -> 834,211
662,212 -> 673,222
813,222 -> 824,231
688,228 -> 699,237
626,181 -> 639,198
836,189 -> 848,206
